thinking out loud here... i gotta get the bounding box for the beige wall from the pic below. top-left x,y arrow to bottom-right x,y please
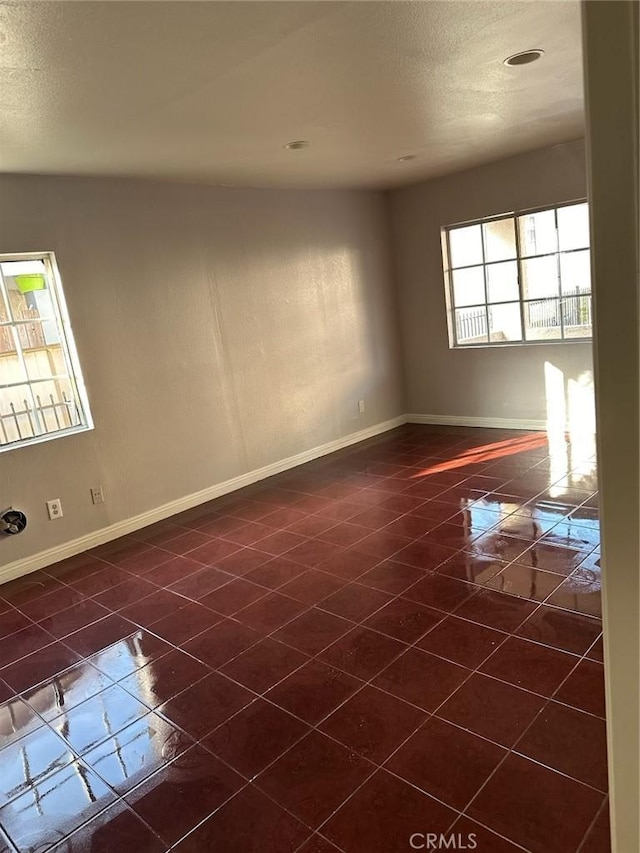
390,139 -> 594,424
583,2 -> 639,850
0,175 -> 404,565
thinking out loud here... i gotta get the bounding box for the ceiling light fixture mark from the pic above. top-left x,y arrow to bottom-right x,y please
503,49 -> 545,67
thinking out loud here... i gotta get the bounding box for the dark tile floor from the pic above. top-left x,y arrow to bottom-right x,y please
0,425 -> 608,852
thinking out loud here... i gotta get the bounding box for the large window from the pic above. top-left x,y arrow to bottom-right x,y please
0,253 -> 92,450
443,201 -> 591,347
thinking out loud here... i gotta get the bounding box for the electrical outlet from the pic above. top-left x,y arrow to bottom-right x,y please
358,399 -> 366,414
90,486 -> 104,505
46,499 -> 63,520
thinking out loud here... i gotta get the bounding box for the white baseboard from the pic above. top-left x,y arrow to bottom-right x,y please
1,412 -> 558,585
0,415 -> 407,585
406,413 -> 548,431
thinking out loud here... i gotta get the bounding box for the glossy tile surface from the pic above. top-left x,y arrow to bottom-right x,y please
0,425 -> 607,851
52,800 -> 168,853
0,726 -> 75,807
467,753 -> 604,853
386,715 -> 506,809
323,770 -> 456,853
124,744 -> 243,845
256,731 -> 372,827
202,699 -> 309,777
0,760 -> 116,851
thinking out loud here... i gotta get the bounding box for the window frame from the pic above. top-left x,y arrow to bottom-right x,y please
442,198 -> 592,349
0,251 -> 93,452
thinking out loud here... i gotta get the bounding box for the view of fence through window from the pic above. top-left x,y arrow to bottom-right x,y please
444,202 -> 591,346
0,254 -> 91,449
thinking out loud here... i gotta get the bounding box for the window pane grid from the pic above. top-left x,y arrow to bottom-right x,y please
555,207 -> 566,339
42,255 -> 86,406
0,319 -> 62,328
448,246 -> 592,273
0,274 -> 41,429
445,202 -> 591,347
513,211 -> 527,346
0,374 -> 75,391
480,218 -> 490,344
0,254 -> 91,449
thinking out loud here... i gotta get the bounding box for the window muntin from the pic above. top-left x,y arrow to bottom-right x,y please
444,202 -> 592,347
0,253 -> 92,450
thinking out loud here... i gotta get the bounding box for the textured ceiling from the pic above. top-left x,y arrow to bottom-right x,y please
0,1 -> 584,189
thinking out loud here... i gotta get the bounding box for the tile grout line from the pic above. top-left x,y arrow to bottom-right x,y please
0,428 -> 602,852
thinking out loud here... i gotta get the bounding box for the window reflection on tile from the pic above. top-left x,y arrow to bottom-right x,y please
0,423 -> 605,853
88,633 -> 171,681
546,574 -> 602,618
0,827 -> 12,853
540,521 -> 600,552
484,564 -> 564,602
82,713 -> 193,795
22,661 -> 114,722
435,551 -> 506,585
117,649 -> 209,711
0,696 -> 42,751
0,760 -> 116,852
0,726 -> 75,807
50,685 -> 149,755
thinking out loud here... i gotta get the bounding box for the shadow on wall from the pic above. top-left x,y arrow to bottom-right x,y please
207,200 -> 400,460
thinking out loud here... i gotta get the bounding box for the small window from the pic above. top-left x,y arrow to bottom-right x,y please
0,253 -> 92,450
443,202 -> 592,347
